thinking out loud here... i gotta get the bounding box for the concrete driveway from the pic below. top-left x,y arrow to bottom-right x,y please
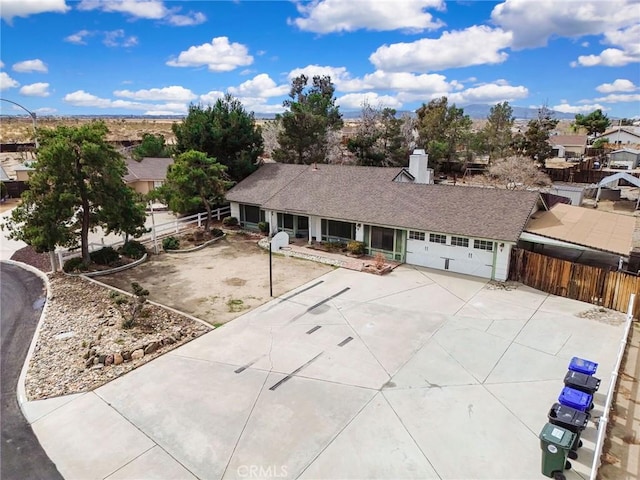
22,266 -> 625,479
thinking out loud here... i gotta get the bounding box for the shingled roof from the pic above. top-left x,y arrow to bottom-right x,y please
124,157 -> 173,183
226,163 -> 540,242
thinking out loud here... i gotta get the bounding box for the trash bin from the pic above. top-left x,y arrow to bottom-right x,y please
539,423 -> 575,479
548,402 -> 589,454
564,370 -> 601,395
558,386 -> 593,412
568,357 -> 598,376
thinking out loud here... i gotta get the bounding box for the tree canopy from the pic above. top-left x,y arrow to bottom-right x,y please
347,102 -> 413,167
153,150 -> 232,230
573,109 -> 611,136
172,94 -> 264,183
482,102 -> 514,161
132,133 -> 171,160
273,75 -> 343,164
1,121 -> 146,265
513,105 -> 559,161
415,97 -> 472,171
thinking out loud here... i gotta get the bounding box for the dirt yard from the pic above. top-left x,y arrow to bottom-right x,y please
96,233 -> 334,325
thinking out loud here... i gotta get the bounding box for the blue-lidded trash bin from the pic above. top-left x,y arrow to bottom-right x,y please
569,357 -> 598,376
559,387 -> 593,412
564,370 -> 600,395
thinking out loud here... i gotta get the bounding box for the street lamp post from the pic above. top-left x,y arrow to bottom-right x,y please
0,98 -> 38,149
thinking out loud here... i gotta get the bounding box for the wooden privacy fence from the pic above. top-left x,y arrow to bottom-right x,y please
509,248 -> 640,318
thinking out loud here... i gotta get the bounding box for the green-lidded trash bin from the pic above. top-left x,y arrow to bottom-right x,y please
539,423 -> 576,480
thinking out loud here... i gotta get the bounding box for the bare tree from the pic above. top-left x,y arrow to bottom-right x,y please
261,119 -> 282,159
485,156 -> 551,190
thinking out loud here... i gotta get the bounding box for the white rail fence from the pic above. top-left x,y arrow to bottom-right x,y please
56,205 -> 231,269
589,293 -> 637,480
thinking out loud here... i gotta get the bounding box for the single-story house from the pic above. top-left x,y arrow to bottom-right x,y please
609,148 -> 640,170
124,157 -> 173,195
225,151 -> 541,281
597,127 -> 640,146
549,135 -> 588,159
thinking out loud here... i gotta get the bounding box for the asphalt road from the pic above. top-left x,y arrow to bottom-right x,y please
1,262 -> 62,480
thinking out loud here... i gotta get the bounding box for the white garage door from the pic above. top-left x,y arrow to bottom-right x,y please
406,238 -> 494,279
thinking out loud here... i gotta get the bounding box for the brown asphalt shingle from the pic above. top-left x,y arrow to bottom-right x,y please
226,163 -> 539,242
124,157 -> 173,183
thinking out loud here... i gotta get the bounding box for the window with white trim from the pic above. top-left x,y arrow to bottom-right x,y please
429,233 -> 446,244
473,239 -> 494,251
450,236 -> 469,247
409,230 -> 425,241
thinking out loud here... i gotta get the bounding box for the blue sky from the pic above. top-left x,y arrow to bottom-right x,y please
1,0 -> 639,118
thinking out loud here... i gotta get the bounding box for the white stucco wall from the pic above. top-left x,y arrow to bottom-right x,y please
309,216 -> 322,242
265,210 -> 277,235
230,202 -> 240,220
494,243 -> 513,281
355,224 -> 364,242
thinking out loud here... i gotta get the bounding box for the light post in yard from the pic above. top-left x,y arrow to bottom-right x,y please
0,98 -> 39,149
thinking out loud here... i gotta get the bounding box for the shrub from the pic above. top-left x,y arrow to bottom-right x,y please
90,247 -> 120,265
63,257 -> 89,273
162,236 -> 180,250
347,241 -> 365,256
222,216 -> 238,227
211,228 -> 223,238
119,240 -> 147,259
258,221 -> 269,234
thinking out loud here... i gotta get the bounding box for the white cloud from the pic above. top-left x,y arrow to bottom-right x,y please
288,65 -> 352,84
339,71 -> 457,94
19,82 -> 50,97
228,74 -> 289,98
167,37 -> 253,72
552,102 -> 608,114
35,107 -> 57,114
1,0 -> 69,23
63,89 -> 189,113
103,29 -> 138,47
65,29 -> 93,44
234,97 -> 285,115
336,92 -> 403,110
370,26 -> 512,72
290,0 -> 444,33
13,59 -> 48,73
199,90 -> 225,105
114,86 -> 196,102
596,79 -> 636,93
592,93 -> 640,103
572,24 -> 640,67
447,82 -> 529,105
491,0 -> 639,49
0,72 -> 19,90
77,0 -> 205,26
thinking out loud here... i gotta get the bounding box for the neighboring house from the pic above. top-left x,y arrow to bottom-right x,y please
0,166 -> 11,183
609,148 -> 640,170
13,163 -> 35,181
549,135 -> 588,159
597,126 -> 640,146
124,157 -> 173,195
225,151 -> 540,281
547,183 -> 585,206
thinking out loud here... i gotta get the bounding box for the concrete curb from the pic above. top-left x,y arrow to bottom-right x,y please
257,237 -> 345,268
2,260 -> 51,411
163,233 -> 226,254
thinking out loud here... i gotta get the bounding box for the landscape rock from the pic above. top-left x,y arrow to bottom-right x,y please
113,353 -> 123,365
144,342 -> 160,355
131,349 -> 144,360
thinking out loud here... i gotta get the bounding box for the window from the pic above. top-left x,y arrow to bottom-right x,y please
297,216 -> 309,230
429,233 -> 446,244
409,231 -> 425,241
241,205 -> 261,224
371,227 -> 395,251
474,239 -> 494,251
322,219 -> 355,240
451,236 -> 469,247
277,213 -> 294,230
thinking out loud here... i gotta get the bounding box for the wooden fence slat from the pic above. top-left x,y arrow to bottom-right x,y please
509,249 -> 639,319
